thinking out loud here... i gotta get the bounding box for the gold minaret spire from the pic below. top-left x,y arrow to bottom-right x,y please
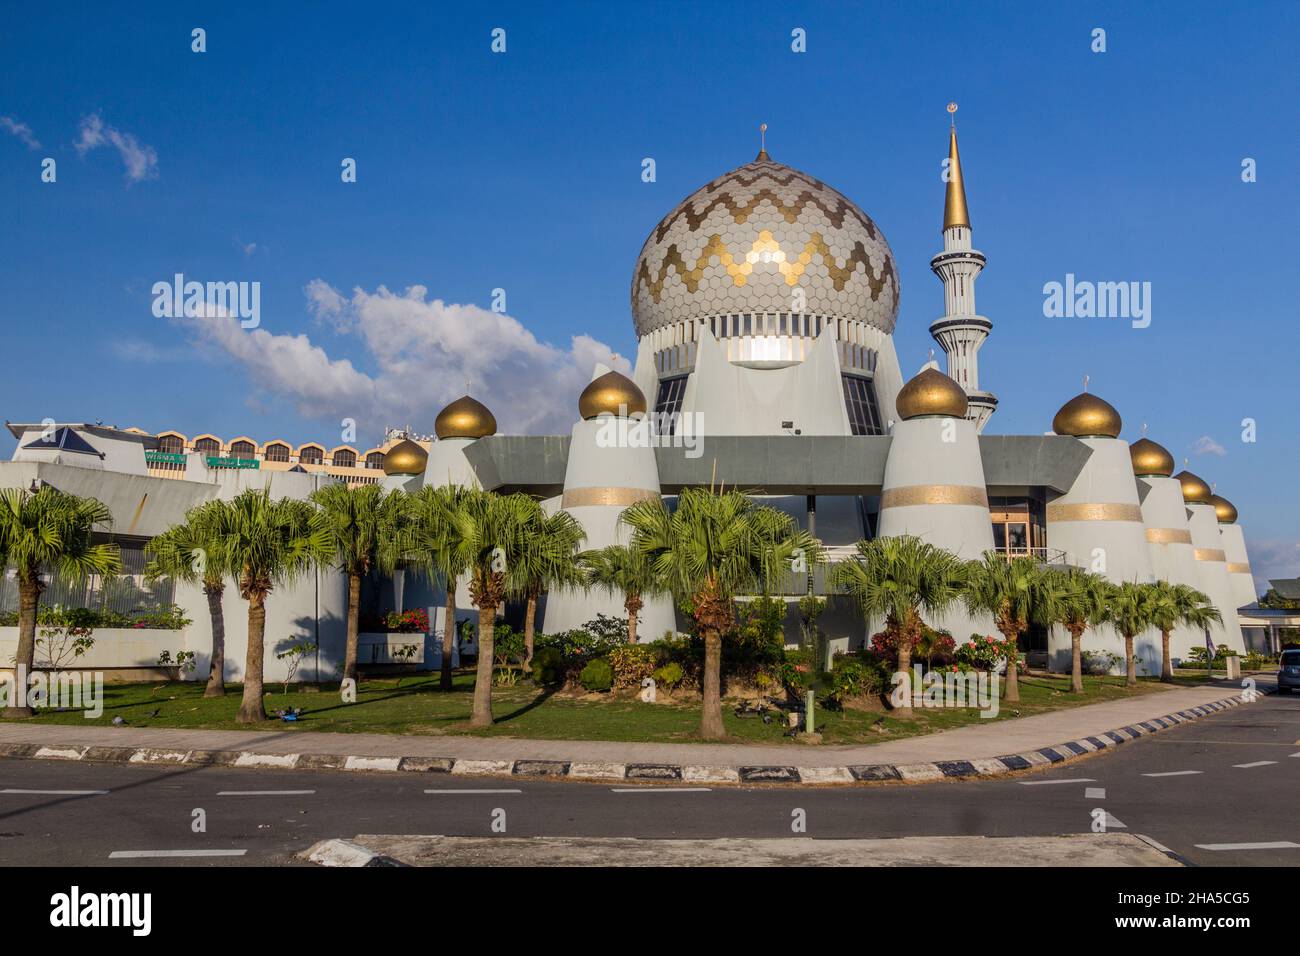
943,103 -> 970,230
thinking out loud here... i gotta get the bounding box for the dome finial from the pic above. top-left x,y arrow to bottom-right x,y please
943,111 -> 970,231
947,101 -> 958,126
756,123 -> 769,161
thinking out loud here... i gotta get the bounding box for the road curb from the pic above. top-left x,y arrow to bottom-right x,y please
301,838 -> 406,867
0,690 -> 1258,787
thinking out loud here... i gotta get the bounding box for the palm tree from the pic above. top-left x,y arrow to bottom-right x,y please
310,482 -> 410,686
1148,581 -> 1220,682
514,507 -> 586,664
0,486 -> 120,718
145,500 -> 236,697
223,489 -> 333,723
407,484 -> 475,690
623,488 -> 817,739
580,543 -> 662,644
434,489 -> 538,727
962,553 -> 1043,704
1036,567 -> 1112,693
830,535 -> 966,716
1103,580 -> 1155,687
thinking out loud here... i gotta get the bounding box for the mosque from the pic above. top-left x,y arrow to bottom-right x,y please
0,119 -> 1262,683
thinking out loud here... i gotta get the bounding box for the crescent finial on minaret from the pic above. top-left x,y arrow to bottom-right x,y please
756,123 -> 769,161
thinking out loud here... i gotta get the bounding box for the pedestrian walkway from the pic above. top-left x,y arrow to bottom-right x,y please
0,681 -> 1258,773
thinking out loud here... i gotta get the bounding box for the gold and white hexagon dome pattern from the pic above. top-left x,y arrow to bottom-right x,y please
631,152 -> 900,338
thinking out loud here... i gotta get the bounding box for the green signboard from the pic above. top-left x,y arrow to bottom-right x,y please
144,451 -> 187,465
206,456 -> 260,469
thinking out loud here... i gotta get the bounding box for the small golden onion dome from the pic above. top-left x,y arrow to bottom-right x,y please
434,395 -> 497,440
1052,392 -> 1122,438
1208,494 -> 1238,524
381,439 -> 428,476
894,367 -> 968,420
1129,438 -> 1175,477
1173,470 -> 1212,504
579,371 -> 647,420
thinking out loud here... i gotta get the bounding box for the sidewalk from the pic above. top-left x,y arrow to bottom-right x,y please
0,681 -> 1259,786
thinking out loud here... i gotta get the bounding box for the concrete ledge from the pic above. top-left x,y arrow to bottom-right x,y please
300,838 -> 405,868
5,690 -> 1257,788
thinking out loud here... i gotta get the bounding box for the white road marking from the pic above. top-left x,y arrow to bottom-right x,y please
1232,760 -> 1278,769
0,788 -> 108,795
1084,787 -> 1106,799
610,787 -> 713,793
109,849 -> 247,858
1099,812 -> 1127,830
1195,841 -> 1300,851
217,790 -> 316,796
423,788 -> 522,795
1017,778 -> 1096,785
1289,752 -> 1300,758
1142,770 -> 1203,777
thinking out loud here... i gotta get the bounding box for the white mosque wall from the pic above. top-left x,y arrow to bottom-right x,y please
1138,476 -> 1209,665
1187,503 -> 1246,652
877,415 -> 997,640
1045,438 -> 1157,673
541,416 -> 676,639
1220,523 -> 1258,611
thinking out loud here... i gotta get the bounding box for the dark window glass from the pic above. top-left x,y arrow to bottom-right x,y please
333,450 -> 356,468
194,438 -> 220,456
299,446 -> 323,464
366,452 -> 385,470
229,441 -> 255,460
264,443 -> 290,462
157,434 -> 184,455
841,374 -> 883,435
654,375 -> 689,436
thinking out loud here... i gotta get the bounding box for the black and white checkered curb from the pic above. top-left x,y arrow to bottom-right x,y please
0,693 -> 1255,787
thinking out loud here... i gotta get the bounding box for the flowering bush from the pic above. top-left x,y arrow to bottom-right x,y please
608,643 -> 660,687
870,625 -> 954,667
954,634 -> 1018,670
373,608 -> 429,634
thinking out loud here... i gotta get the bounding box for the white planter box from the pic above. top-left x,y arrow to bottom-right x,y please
0,626 -> 186,670
357,632 -> 425,665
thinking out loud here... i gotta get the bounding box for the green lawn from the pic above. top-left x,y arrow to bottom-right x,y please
1,670 -> 1218,746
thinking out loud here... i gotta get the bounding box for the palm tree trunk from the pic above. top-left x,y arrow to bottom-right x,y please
1070,625 -> 1084,693
700,626 -> 724,739
625,594 -> 642,644
342,571 -> 361,685
1125,635 -> 1137,686
1002,628 -> 1020,703
523,587 -> 538,666
470,605 -> 495,727
237,596 -> 268,723
440,576 -> 457,691
894,626 -> 913,716
203,582 -> 226,697
3,571 -> 39,718
1160,630 -> 1173,682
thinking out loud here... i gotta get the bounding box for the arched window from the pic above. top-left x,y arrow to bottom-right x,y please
299,446 -> 323,465
194,437 -> 220,456
366,452 -> 385,470
229,440 -> 256,460
157,434 -> 184,455
264,443 -> 290,462
332,449 -> 356,468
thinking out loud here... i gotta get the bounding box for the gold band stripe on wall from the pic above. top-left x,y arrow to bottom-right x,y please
1046,503 -> 1143,523
1194,548 -> 1226,562
1226,562 -> 1251,574
561,487 -> 659,509
879,485 -> 988,508
1145,528 -> 1193,544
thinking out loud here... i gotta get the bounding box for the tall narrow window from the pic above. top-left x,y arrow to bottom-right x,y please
654,375 -> 689,435
841,374 -> 883,435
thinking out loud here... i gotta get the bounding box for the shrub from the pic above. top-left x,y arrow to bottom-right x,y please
829,652 -> 891,703
778,647 -> 821,695
1080,650 -> 1123,675
579,658 -> 613,692
491,624 -> 526,667
955,634 -> 1018,671
531,645 -> 566,685
652,661 -> 684,693
608,643 -> 660,687
0,604 -> 191,630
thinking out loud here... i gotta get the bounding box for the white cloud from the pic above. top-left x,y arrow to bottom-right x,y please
174,281 -> 631,435
1191,435 -> 1226,457
75,113 -> 158,183
0,115 -> 40,150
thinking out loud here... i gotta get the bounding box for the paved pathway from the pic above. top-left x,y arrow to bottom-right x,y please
0,681 -> 1253,767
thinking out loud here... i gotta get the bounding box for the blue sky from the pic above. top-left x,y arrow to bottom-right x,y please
1,1 -> 1297,581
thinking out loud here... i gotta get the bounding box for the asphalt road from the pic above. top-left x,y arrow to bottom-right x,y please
1,692 -> 1295,867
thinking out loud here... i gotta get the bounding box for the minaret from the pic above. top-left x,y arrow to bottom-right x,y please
930,104 -> 997,432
